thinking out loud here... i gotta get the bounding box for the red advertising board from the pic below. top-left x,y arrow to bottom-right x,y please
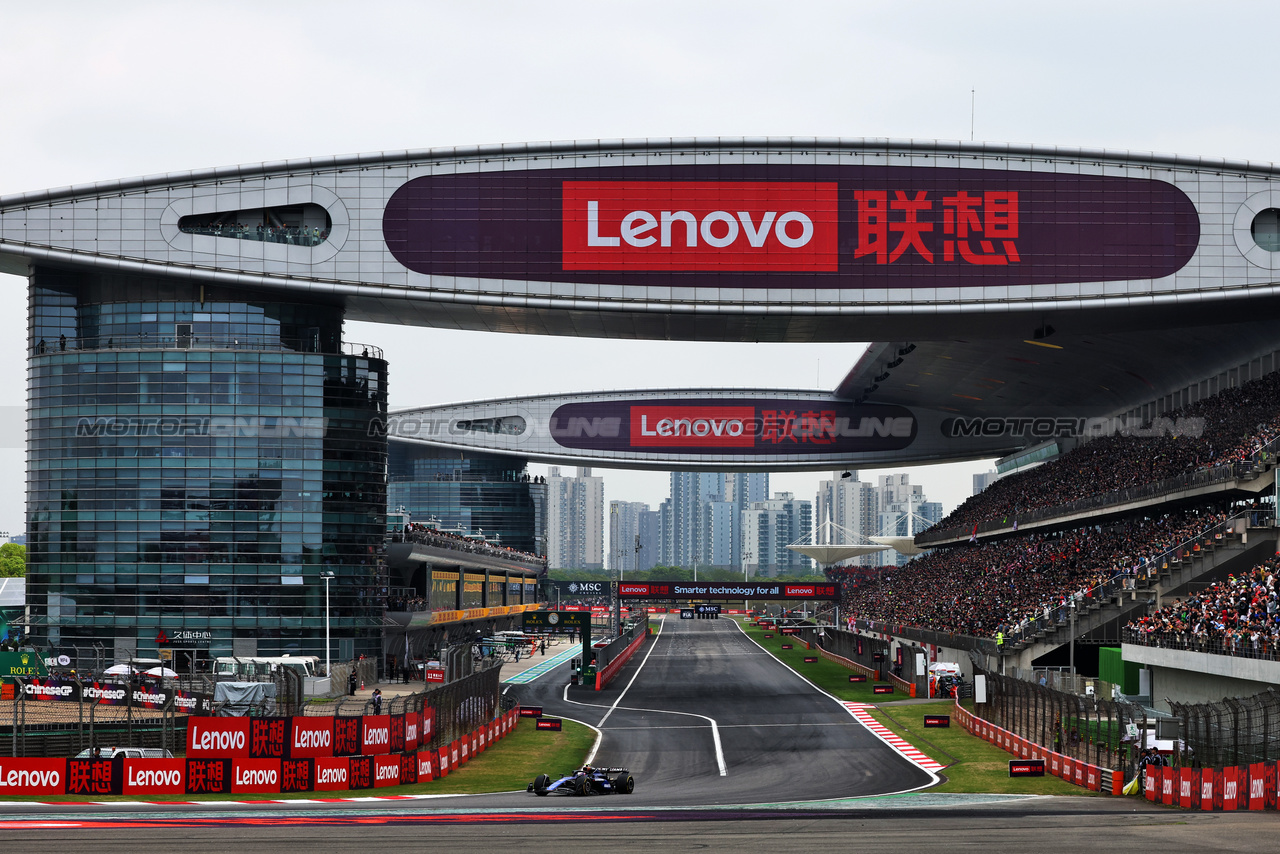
1178,767 -> 1199,810
122,758 -> 185,795
404,711 -> 419,752
0,759 -> 65,796
187,717 -> 251,757
373,755 -> 400,788
280,758 -> 313,793
437,746 -> 450,778
424,668 -> 445,683
65,758 -> 116,797
361,715 -> 392,755
348,755 -> 374,790
422,707 -> 436,743
185,758 -> 230,795
1160,765 -> 1173,806
289,716 -> 334,758
1201,768 -> 1215,811
1222,766 -> 1239,810
231,759 -> 281,793
313,757 -> 350,791
1248,762 -> 1266,810
416,750 -> 436,784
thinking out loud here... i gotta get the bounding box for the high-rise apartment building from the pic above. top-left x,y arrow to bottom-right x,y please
546,467 -> 604,569
742,492 -> 813,578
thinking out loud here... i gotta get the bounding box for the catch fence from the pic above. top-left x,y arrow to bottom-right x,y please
1169,688 -> 1280,768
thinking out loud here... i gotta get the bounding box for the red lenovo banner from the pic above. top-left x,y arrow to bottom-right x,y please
404,712 -> 419,753
0,759 -> 65,796
1222,766 -> 1240,810
416,749 -> 435,783
313,757 -> 350,791
1248,762 -> 1267,810
1201,768 -> 1215,811
1179,767 -> 1199,810
289,716 -> 335,758
422,707 -> 436,743
631,406 -> 755,449
361,715 -> 392,755
231,759 -> 281,794
187,717 -> 250,757
122,758 -> 184,795
562,181 -> 839,272
374,755 -> 401,787
1160,765 -> 1173,805
437,746 -> 450,778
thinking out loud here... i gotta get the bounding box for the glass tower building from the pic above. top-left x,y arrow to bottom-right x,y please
26,268 -> 388,668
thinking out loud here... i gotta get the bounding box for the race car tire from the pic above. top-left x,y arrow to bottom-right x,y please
533,774 -> 550,796
614,773 -> 635,794
576,776 -> 591,796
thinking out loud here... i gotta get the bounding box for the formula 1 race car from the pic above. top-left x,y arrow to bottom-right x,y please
528,765 -> 635,796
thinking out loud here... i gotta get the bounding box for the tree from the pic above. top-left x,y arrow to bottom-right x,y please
0,543 -> 23,578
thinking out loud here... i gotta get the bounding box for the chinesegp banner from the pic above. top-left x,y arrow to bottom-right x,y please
361,715 -> 392,755
289,716 -> 335,758
22,677 -> 79,702
122,758 -> 185,796
83,680 -> 129,706
131,685 -> 172,711
0,759 -> 65,796
187,717 -> 251,757
173,689 -> 215,715
231,759 -> 281,794
65,758 -> 118,797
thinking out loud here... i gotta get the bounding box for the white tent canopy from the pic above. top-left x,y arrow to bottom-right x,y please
869,535 -> 931,557
786,518 -> 888,567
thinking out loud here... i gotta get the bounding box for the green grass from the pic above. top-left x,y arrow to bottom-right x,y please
737,618 -> 1107,797
0,717 -> 597,803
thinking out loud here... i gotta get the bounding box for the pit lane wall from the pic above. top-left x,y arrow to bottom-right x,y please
953,700 -> 1280,808
593,613 -> 650,690
0,706 -> 521,796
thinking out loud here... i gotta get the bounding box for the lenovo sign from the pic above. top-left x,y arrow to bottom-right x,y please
187,718 -> 250,757
632,406 -> 754,448
562,181 -> 837,271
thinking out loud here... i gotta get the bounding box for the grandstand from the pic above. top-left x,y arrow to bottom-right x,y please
838,370 -> 1280,717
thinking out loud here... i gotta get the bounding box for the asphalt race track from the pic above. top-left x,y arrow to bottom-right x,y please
0,616 -> 1275,850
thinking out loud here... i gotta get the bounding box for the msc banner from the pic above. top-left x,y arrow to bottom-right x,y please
618,581 -> 840,601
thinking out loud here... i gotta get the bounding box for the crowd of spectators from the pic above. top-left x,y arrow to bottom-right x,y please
926,372 -> 1280,538
1125,557 -> 1280,659
390,522 -> 548,568
837,502 -> 1238,641
386,594 -> 429,612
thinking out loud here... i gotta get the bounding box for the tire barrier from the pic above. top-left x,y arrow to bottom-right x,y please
0,706 -> 522,797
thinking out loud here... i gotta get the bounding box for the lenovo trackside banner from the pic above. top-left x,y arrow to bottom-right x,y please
550,398 -> 915,455
382,165 -> 1199,289
619,581 -> 840,600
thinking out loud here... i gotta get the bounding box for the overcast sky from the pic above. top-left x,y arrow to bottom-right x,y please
1,1 -> 1275,543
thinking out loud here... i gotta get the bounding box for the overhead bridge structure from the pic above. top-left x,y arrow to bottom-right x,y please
7,137 -> 1280,659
